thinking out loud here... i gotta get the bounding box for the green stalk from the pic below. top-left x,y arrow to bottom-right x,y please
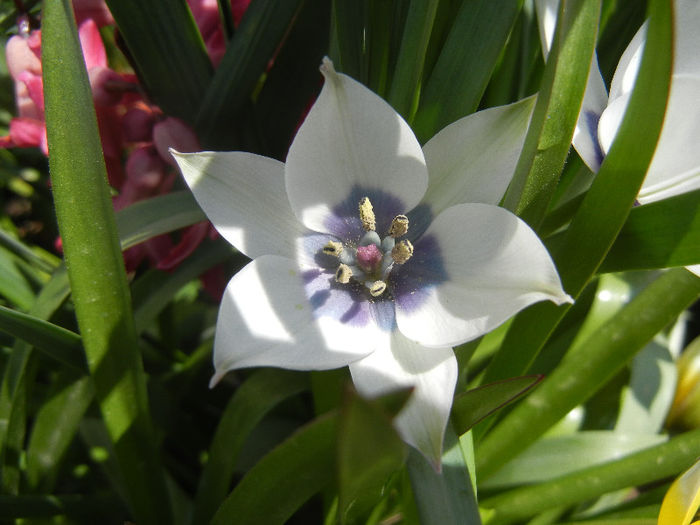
42,1 -> 172,522
481,429 -> 700,524
476,269 -> 700,479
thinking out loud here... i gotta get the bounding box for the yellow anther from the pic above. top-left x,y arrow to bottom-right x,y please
322,240 -> 344,257
335,264 -> 353,284
369,280 -> 387,297
389,215 -> 409,237
359,197 -> 376,231
391,240 -> 413,264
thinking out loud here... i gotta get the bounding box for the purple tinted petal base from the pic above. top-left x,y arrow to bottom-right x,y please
390,234 -> 448,313
326,185 -> 407,242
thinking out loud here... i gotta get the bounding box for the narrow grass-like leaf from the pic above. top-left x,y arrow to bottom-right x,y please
412,0 -> 522,142
116,191 -> 207,251
502,0 -> 601,228
600,189 -> 700,272
131,240 -> 235,334
0,229 -> 58,274
211,413 -> 337,525
26,374 -> 93,491
481,431 -> 667,488
42,1 -> 172,522
0,245 -> 36,311
452,376 -> 542,436
191,369 -> 309,525
0,305 -> 86,372
481,429 -> 700,525
387,0 -> 439,120
476,269 -> 700,480
406,427 -> 481,525
195,0 -> 304,148
480,0 -> 672,386
331,0 -> 368,82
0,267 -> 70,493
104,0 -> 212,125
337,387 -> 409,524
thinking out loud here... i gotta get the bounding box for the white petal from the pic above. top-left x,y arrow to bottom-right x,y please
421,96 -> 535,212
571,53 -> 609,173
211,255 -> 376,385
609,22 -> 646,101
673,0 -> 700,78
687,265 -> 700,278
395,204 -> 572,348
534,0 -> 558,54
172,150 -> 315,262
349,330 -> 457,467
639,76 -> 700,203
285,58 -> 428,235
597,93 -> 628,157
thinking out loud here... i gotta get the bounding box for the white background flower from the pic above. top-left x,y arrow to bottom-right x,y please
173,58 -> 571,466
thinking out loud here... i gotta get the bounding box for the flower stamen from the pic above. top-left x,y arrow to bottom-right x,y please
367,280 -> 387,297
389,215 -> 409,237
335,263 -> 353,284
359,197 -> 376,231
391,240 -> 413,264
322,240 -> 344,257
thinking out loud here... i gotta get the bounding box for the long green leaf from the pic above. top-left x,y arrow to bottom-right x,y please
502,0 -> 601,228
480,0 -> 673,386
116,191 -> 206,251
26,374 -> 93,491
337,387 -> 408,524
412,0 -> 522,142
191,369 -> 309,525
104,0 -> 212,125
406,427 -> 481,525
476,269 -> 700,480
194,0 -> 304,148
0,306 -> 86,372
387,0 -> 439,121
131,240 -> 235,334
600,189 -> 700,272
481,429 -> 700,525
42,1 -> 172,522
211,413 -> 337,525
452,376 -> 542,436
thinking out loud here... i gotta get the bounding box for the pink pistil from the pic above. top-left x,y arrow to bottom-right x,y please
356,244 -> 383,273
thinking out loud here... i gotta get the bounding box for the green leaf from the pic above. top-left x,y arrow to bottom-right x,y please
502,0 -> 601,228
452,375 -> 542,436
476,269 -> 700,480
481,429 -> 700,525
600,189 -> 700,272
412,0 -> 522,142
131,240 -> 235,334
481,431 -> 667,488
191,369 -> 309,525
194,0 -> 305,148
42,1 -> 172,521
104,0 -> 212,125
0,305 -> 86,372
211,413 -> 337,525
26,374 -> 93,491
387,0 -> 440,121
116,191 -> 207,251
337,387 -> 409,524
406,427 -> 481,525
0,244 -> 36,311
480,0 -> 673,387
